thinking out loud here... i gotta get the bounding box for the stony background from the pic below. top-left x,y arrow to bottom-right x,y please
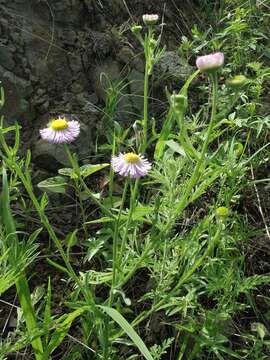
0,0 -> 197,170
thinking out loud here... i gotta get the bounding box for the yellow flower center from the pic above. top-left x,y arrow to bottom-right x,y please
123,153 -> 140,164
51,118 -> 68,131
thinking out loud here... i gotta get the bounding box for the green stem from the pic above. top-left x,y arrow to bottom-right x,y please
165,73 -> 218,233
142,60 -> 149,152
176,108 -> 199,160
103,179 -> 128,360
119,179 -> 139,262
109,134 -> 116,207
110,179 -> 129,303
141,27 -> 153,153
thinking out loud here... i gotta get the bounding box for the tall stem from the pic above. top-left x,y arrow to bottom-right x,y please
119,179 -> 139,261
141,60 -> 149,152
103,179 -> 128,359
165,73 -> 218,233
110,179 -> 129,302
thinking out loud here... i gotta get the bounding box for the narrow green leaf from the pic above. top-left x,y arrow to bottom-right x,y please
100,306 -> 154,360
47,308 -> 89,353
47,258 -> 69,274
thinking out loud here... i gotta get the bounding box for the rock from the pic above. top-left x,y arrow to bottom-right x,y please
127,69 -> 144,113
68,54 -> 82,74
0,46 -> 15,70
91,31 -> 113,57
0,65 -> 33,97
0,70 -> 34,130
71,82 -> 84,94
91,60 -> 122,101
117,46 -> 135,65
154,51 -> 194,84
76,93 -> 99,114
75,122 -> 94,159
39,100 -> 50,113
32,140 -> 69,170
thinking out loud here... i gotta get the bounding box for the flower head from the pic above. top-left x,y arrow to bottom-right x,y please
111,152 -> 151,179
142,14 -> 159,25
40,116 -> 80,144
196,52 -> 224,72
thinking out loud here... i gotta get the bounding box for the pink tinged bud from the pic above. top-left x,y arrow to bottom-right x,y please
142,14 -> 159,25
196,52 -> 224,72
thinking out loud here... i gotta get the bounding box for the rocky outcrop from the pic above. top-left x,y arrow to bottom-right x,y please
0,0 -> 197,168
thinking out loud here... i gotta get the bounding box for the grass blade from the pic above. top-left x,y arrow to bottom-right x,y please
100,306 -> 154,360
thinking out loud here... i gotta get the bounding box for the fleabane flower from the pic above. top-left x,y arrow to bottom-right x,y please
142,14 -> 159,25
40,116 -> 80,144
196,52 -> 224,72
111,152 -> 151,179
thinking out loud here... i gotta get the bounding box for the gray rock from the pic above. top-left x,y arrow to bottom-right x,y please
0,46 -> 15,70
117,46 -> 135,65
127,69 -> 144,113
0,65 -> 33,97
154,51 -> 194,84
90,31 -> 113,57
91,60 -> 122,101
76,93 -> 99,114
33,140 -> 69,170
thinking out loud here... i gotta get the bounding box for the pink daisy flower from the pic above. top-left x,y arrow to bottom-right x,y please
40,116 -> 80,144
111,153 -> 151,179
196,52 -> 224,72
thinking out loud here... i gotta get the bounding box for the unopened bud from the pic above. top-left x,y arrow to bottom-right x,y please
216,206 -> 229,217
196,52 -> 224,73
171,94 -> 188,112
227,75 -> 248,89
142,14 -> 159,26
131,25 -> 142,34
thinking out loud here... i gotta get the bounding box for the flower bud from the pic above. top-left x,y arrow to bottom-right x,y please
131,25 -> 143,34
196,52 -> 224,73
142,14 -> 159,26
216,206 -> 229,217
171,94 -> 188,112
227,75 -> 248,89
